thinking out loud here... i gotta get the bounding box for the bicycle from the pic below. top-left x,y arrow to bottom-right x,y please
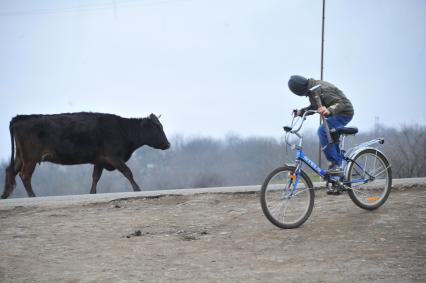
260,107 -> 392,229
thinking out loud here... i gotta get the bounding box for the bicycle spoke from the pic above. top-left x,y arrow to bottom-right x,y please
372,166 -> 390,178
292,188 -> 310,197
351,187 -> 373,195
373,152 -> 377,175
363,156 -> 368,176
352,164 -> 367,179
270,199 -> 285,216
350,182 -> 367,189
280,199 -> 291,223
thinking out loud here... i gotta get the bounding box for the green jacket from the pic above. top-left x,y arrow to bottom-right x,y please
302,79 -> 354,116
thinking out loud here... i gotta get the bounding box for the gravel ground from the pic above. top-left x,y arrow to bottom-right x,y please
0,185 -> 425,282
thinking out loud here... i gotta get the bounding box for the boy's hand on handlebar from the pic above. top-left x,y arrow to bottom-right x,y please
293,109 -> 302,117
318,106 -> 330,117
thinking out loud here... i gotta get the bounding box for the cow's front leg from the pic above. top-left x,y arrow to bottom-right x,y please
90,164 -> 103,194
104,157 -> 141,192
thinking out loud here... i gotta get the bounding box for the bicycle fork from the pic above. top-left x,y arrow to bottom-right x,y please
282,162 -> 303,199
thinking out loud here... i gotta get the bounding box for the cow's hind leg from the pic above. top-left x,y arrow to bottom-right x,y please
1,158 -> 22,199
90,165 -> 103,194
19,162 -> 37,197
104,157 -> 141,192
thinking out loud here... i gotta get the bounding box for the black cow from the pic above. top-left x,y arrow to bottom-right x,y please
1,112 -> 170,199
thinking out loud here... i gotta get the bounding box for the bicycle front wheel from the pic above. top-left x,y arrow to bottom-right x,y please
346,149 -> 392,210
260,166 -> 314,229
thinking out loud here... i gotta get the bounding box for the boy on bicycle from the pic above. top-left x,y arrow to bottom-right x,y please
288,75 -> 354,178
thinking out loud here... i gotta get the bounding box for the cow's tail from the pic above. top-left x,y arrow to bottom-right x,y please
2,122 -> 16,199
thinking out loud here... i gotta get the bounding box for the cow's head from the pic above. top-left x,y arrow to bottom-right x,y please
142,114 -> 170,150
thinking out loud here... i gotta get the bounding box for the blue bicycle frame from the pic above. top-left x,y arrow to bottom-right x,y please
296,150 -> 327,177
285,149 -> 327,197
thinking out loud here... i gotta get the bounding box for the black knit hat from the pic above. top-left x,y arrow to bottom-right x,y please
288,75 -> 309,96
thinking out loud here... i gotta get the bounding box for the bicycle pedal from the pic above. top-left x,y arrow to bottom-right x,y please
327,182 -> 346,195
326,190 -> 341,196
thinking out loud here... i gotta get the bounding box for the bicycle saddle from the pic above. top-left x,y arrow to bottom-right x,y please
337,127 -> 358,135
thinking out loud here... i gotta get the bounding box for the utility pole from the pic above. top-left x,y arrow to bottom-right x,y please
112,0 -> 117,19
318,0 -> 326,167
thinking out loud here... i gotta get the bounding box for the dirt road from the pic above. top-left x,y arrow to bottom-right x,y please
0,185 -> 425,282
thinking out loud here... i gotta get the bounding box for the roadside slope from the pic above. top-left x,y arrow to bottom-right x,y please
0,179 -> 425,282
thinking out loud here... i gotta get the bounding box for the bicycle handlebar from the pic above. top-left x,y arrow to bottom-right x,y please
285,107 -> 333,145
285,110 -> 318,135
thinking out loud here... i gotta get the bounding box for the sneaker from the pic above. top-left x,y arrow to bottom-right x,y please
327,164 -> 343,175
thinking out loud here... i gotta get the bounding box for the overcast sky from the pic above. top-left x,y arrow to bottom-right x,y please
1,0 -> 425,161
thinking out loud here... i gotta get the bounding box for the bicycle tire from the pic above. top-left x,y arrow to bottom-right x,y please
346,148 -> 392,210
260,166 -> 314,229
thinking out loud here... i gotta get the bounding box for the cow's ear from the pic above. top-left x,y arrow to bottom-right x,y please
149,113 -> 156,120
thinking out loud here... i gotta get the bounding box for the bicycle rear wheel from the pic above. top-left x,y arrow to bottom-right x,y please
346,149 -> 392,210
260,166 -> 314,229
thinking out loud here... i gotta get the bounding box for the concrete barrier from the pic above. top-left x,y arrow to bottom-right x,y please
0,177 -> 425,208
